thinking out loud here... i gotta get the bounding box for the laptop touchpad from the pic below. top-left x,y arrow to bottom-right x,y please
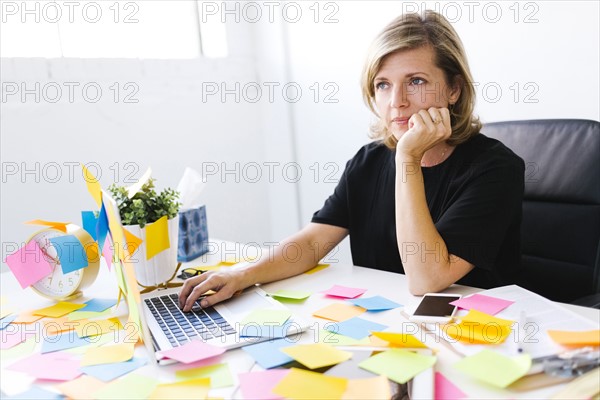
222,291 -> 275,316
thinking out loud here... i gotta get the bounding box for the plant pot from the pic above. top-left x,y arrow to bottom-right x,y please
124,215 -> 180,287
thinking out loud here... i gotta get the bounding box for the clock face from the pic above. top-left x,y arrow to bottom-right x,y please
30,229 -> 85,298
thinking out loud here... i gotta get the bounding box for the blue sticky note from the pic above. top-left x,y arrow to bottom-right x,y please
80,298 -> 117,313
242,338 -> 295,369
96,202 -> 109,251
49,235 -> 88,274
348,295 -> 402,311
81,357 -> 147,382
240,322 -> 301,339
0,314 -> 17,330
325,317 -> 388,340
41,332 -> 95,353
8,386 -> 64,399
81,211 -> 99,241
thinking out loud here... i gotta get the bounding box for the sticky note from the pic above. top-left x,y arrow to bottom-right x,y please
435,372 -> 467,400
326,317 -> 388,340
96,202 -> 110,251
68,308 -> 113,321
175,363 -> 234,388
359,349 -> 436,384
348,295 -> 402,311
282,343 -> 352,369
270,289 -> 312,300
242,338 -> 294,369
1,330 -> 34,350
370,332 -> 427,348
159,340 -> 225,364
0,335 -> 36,356
4,240 -> 54,288
8,352 -> 83,381
323,285 -> 367,299
81,343 -> 135,366
64,333 -> 115,355
272,368 -> 348,400
149,378 -> 210,400
75,317 -> 122,338
43,317 -> 79,335
239,370 -> 289,400
49,235 -> 89,274
34,301 -> 86,318
93,373 -> 158,400
8,387 -> 64,400
81,357 -> 147,382
547,330 -> 600,346
317,330 -> 371,346
80,298 -> 118,313
454,350 -> 531,388
25,219 -> 68,232
0,314 -> 16,330
41,332 -> 95,353
82,163 -> 103,207
450,294 -> 514,315
343,375 -> 391,400
305,263 -> 330,274
81,211 -> 99,241
123,227 -> 143,257
12,310 -> 44,324
313,303 -> 366,322
102,240 -> 113,270
146,215 -> 170,260
446,309 -> 514,344
241,309 -> 292,326
57,375 -> 106,399
126,167 -> 152,198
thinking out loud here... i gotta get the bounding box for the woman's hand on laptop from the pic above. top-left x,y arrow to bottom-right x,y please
178,269 -> 247,312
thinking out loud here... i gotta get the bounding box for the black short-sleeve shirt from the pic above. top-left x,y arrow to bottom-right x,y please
312,133 -> 525,289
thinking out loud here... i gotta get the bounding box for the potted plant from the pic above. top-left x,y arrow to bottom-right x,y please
108,178 -> 181,287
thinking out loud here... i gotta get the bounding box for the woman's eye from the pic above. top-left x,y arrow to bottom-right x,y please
375,81 -> 389,90
410,78 -> 426,85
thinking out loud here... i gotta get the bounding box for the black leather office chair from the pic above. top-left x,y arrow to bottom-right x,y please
482,119 -> 600,306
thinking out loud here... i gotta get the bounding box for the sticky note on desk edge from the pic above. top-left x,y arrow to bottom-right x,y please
453,349 -> 531,388
547,329 -> 600,346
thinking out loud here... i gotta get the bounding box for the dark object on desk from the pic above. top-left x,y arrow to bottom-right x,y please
178,268 -> 206,280
483,119 -> 600,305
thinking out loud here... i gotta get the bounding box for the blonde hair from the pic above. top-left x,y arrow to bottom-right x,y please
361,10 -> 481,149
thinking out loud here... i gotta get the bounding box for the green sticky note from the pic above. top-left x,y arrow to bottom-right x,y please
240,309 -> 292,327
359,349 -> 436,384
175,363 -> 234,388
0,338 -> 37,360
270,289 -> 312,300
454,350 -> 531,388
93,373 -> 158,399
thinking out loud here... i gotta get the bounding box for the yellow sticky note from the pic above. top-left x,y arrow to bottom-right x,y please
33,302 -> 86,318
25,219 -> 69,233
149,378 -> 210,400
313,303 -> 366,322
81,342 -> 135,366
343,375 -> 391,400
123,228 -> 143,257
371,332 -> 427,348
81,164 -> 103,207
446,309 -> 514,344
282,343 -> 352,369
93,373 -> 158,400
57,375 -> 106,399
146,215 -> 170,260
454,349 -> 531,388
44,317 -> 79,335
175,363 -> 233,388
305,263 -> 330,274
359,349 -> 436,384
547,330 -> 600,347
272,368 -> 348,400
75,317 -> 122,338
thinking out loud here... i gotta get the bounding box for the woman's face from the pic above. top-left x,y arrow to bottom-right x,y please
373,46 -> 460,136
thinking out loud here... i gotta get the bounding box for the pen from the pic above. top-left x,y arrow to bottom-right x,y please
517,310 -> 527,353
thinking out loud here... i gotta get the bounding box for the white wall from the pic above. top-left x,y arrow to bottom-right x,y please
2,1 -> 599,269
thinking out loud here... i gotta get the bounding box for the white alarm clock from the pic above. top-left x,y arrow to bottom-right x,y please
27,225 -> 100,300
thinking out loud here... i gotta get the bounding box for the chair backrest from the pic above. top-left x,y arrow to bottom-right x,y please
482,119 -> 600,303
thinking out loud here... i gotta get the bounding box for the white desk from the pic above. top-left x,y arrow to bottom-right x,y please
1,240 -> 599,399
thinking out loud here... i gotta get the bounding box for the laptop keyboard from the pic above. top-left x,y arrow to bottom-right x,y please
145,293 -> 237,347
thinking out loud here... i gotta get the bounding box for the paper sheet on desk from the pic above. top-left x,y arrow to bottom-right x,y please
434,285 -> 599,359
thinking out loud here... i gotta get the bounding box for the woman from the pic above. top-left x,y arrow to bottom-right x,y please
179,10 -> 524,312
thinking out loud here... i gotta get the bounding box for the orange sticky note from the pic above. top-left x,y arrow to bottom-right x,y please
44,317 -> 79,335
547,330 -> 600,347
343,375 -> 391,400
81,164 -> 102,207
12,310 -> 44,324
33,302 -> 86,318
123,228 -> 143,257
146,216 -> 170,260
272,368 -> 348,400
371,332 -> 427,348
313,303 -> 366,322
81,343 -> 135,366
57,375 -> 106,399
25,219 -> 69,233
149,378 -> 210,400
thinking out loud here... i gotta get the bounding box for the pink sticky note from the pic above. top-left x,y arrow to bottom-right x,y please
4,241 -> 54,289
435,372 -> 467,400
1,330 -> 35,350
450,294 -> 514,316
102,240 -> 113,271
8,352 -> 82,381
159,340 -> 225,364
239,369 -> 290,400
322,285 -> 367,299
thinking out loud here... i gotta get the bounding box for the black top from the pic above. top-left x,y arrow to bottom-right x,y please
312,133 -> 525,289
